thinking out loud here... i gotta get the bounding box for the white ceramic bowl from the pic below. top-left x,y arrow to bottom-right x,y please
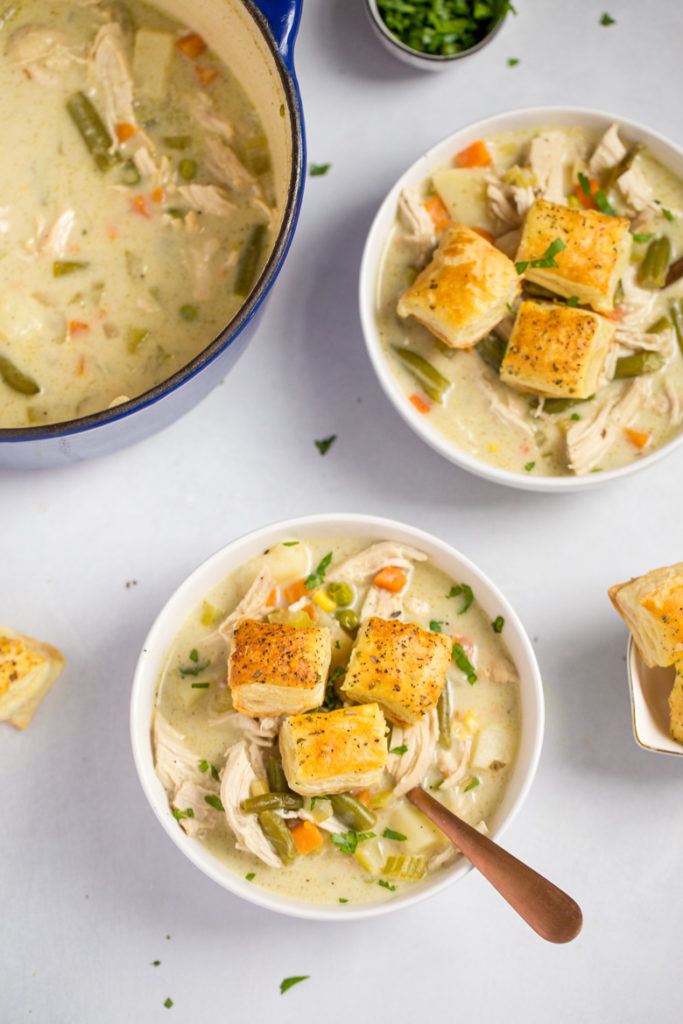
130,513 -> 544,920
359,106 -> 683,492
627,638 -> 682,756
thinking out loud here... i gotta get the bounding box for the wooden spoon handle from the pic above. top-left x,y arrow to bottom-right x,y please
407,787 -> 582,944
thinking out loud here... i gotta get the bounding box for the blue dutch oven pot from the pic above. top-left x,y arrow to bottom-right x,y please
0,0 -> 305,469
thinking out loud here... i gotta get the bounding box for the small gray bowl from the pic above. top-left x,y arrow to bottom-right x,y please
364,0 -> 507,70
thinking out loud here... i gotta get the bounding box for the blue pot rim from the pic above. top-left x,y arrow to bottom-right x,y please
0,0 -> 305,444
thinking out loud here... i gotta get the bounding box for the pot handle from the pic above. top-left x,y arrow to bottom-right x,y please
253,0 -> 303,69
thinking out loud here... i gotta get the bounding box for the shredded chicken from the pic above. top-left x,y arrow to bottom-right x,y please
618,163 -> 658,213
397,186 -> 435,260
177,184 -> 235,217
527,131 -> 566,204
133,148 -> 175,190
220,741 -> 281,867
153,714 -> 218,836
567,377 -> 651,474
205,135 -> 260,196
630,208 -> 656,235
387,710 -> 438,798
91,23 -> 137,138
190,91 -> 235,144
330,542 -> 427,584
360,585 -> 403,621
485,175 -> 534,229
172,778 -> 220,837
488,655 -> 519,684
589,123 -> 626,177
7,24 -> 79,85
664,379 -> 683,425
210,711 -> 282,745
473,365 -> 535,438
437,737 -> 472,790
186,237 -> 221,302
24,210 -> 75,260
215,567 -> 275,641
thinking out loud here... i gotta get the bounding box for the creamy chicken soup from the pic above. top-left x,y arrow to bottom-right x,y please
153,538 -> 521,905
0,0 -> 275,426
377,124 -> 683,477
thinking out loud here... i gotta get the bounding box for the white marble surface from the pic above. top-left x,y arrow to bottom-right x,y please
2,0 -> 682,1021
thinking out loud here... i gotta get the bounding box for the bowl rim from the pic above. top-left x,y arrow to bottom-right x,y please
0,0 -> 305,445
363,0 -> 507,63
130,511 -> 545,921
359,105 -> 683,492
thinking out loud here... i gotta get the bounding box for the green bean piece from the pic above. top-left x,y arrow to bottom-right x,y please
180,304 -> 198,321
234,224 -> 267,298
670,301 -> 683,356
266,755 -> 290,794
602,142 -> 645,192
242,793 -> 302,814
0,355 -> 40,396
53,260 -> 89,277
543,395 -> 593,414
336,608 -> 359,635
258,810 -> 297,864
437,686 -> 452,748
613,351 -> 665,378
66,91 -> 119,172
121,160 -> 141,186
521,281 -> 559,300
126,327 -> 149,354
164,135 -> 192,149
647,316 -> 671,334
391,346 -> 451,404
475,331 -> 507,371
327,582 -> 354,608
638,236 -> 672,289
178,158 -> 197,181
329,794 -> 377,832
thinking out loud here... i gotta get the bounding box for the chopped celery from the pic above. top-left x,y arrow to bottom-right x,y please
382,855 -> 428,881
126,326 -> 149,353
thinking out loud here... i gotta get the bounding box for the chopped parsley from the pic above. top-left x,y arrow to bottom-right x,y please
507,57 -> 519,66
491,615 -> 505,633
515,237 -> 565,275
191,682 -> 210,689
505,301 -> 516,314
565,296 -> 579,307
164,998 -> 173,1009
330,831 -> 375,855
429,620 -> 443,633
378,879 -> 397,891
571,412 -> 581,420
452,642 -> 477,684
151,961 -> 161,967
309,796 -> 330,809
172,807 -> 195,820
204,794 -> 225,812
389,744 -> 408,755
631,232 -> 654,243
199,760 -> 221,782
310,162 -> 331,176
524,461 -> 536,472
322,667 -> 344,710
178,656 -> 209,676
662,207 -> 675,222
338,898 -> 349,904
314,434 -> 336,455
245,872 -> 255,881
189,648 -> 199,662
282,541 -> 299,546
280,976 -> 309,994
577,172 -> 615,216
464,777 -> 480,792
376,0 -> 515,57
600,12 -> 615,25
447,583 -> 474,614
306,551 -> 333,590
383,828 -> 407,841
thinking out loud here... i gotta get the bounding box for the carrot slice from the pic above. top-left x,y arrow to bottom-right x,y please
284,578 -> 308,605
115,122 -> 137,144
352,789 -> 372,806
69,320 -> 90,335
409,393 -> 431,415
290,820 -> 324,856
266,588 -> 277,608
472,226 -> 495,245
423,196 -> 450,233
151,187 -> 164,204
624,427 -> 651,449
302,603 -> 318,623
455,140 -> 492,168
574,176 -> 600,210
373,566 -> 408,593
197,65 -> 218,86
131,195 -> 151,218
177,32 -> 206,58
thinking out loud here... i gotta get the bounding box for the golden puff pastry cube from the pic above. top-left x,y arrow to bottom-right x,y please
515,199 -> 632,313
0,625 -> 65,729
669,663 -> 683,744
396,222 -> 521,348
340,616 -> 451,725
279,703 -> 388,796
608,563 -> 683,668
500,300 -> 615,399
227,619 -> 331,718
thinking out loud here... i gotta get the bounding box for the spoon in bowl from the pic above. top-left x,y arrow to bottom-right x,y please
407,786 -> 583,943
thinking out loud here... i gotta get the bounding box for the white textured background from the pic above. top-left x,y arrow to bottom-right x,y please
1,1 -> 682,1021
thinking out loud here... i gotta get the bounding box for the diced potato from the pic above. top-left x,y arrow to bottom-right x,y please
133,30 -> 175,100
303,796 -> 332,823
470,723 -> 516,770
261,542 -> 311,583
354,837 -> 386,876
432,167 -> 491,229
387,803 -> 449,857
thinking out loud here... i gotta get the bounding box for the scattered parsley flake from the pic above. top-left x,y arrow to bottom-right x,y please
198,759 -> 209,773
452,642 -> 477,684
577,172 -> 615,216
429,620 -> 443,633
245,872 -> 255,881
191,682 -> 210,688
172,807 -> 194,820
338,898 -> 349,904
600,12 -> 615,25
378,879 -> 397,891
492,616 -> 505,633
314,434 -> 336,455
280,976 -> 310,994
662,207 -> 675,222
505,302 -> 515,315
389,744 -> 408,755
164,998 -> 173,1009
571,413 -> 581,420
383,828 -> 407,841
151,961 -> 161,967
447,583 -> 473,614
566,296 -> 579,307
524,461 -> 535,472
631,232 -> 653,243
516,237 -> 565,275
507,57 -> 519,66
189,649 -> 199,662
330,831 -> 375,855
210,764 -> 220,783
306,551 -> 333,590
204,794 -> 224,812
178,658 -> 209,676
310,162 -> 331,177
282,541 -> 299,546
464,777 -> 480,792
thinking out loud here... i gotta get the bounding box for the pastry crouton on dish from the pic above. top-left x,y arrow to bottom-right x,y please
396,222 -> 521,348
279,703 -> 388,796
669,664 -> 683,744
608,563 -> 683,668
500,300 -> 615,399
340,616 -> 451,725
515,199 -> 632,312
0,625 -> 65,729
227,619 -> 331,718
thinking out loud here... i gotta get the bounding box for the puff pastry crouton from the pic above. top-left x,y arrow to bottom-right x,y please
279,704 -> 388,796
515,199 -> 632,312
608,563 -> 683,667
500,300 -> 615,398
669,664 -> 683,744
397,222 -> 521,348
227,619 -> 331,718
340,617 -> 451,724
0,625 -> 65,729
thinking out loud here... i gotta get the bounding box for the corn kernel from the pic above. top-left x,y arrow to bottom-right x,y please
488,444 -> 497,453
462,711 -> 479,734
312,589 -> 336,613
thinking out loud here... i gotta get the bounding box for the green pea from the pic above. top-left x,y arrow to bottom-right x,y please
336,608 -> 359,635
327,582 -> 354,608
179,158 -> 197,181
180,304 -> 198,321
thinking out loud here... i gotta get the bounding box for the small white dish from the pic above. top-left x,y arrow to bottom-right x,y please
627,637 -> 682,756
359,106 -> 683,492
130,512 -> 544,920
